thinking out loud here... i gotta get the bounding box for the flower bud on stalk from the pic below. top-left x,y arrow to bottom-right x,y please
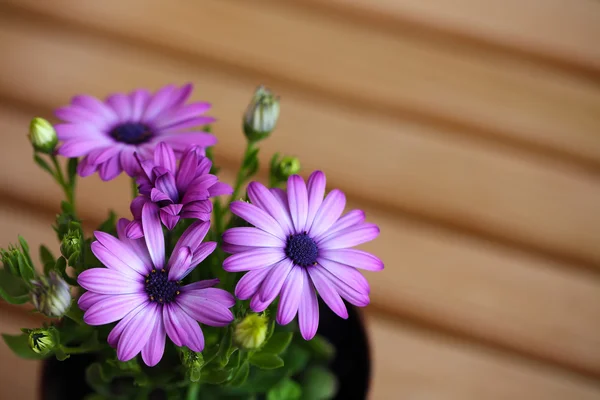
60,229 -> 82,265
271,155 -> 301,184
28,117 -> 58,154
234,313 -> 269,350
28,328 -> 57,355
243,86 -> 280,142
30,271 -> 71,318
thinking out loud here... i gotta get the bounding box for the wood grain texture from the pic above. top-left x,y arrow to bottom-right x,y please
3,0 -> 600,168
1,107 -> 599,376
0,13 -> 599,270
301,0 -> 600,74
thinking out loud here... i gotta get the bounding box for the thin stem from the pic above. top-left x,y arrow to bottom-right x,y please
60,344 -> 103,354
228,142 -> 255,205
51,155 -> 75,206
131,178 -> 138,200
186,382 -> 200,400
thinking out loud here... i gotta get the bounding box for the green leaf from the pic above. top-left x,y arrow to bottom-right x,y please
199,368 -> 230,384
304,335 -> 335,361
228,361 -> 250,387
267,378 -> 302,400
189,366 -> 202,382
261,332 -> 293,355
282,345 -> 310,376
67,158 -> 78,184
18,236 -> 33,265
86,363 -> 112,396
301,367 -> 338,400
39,245 -> 56,266
2,333 -> 47,359
0,268 -> 30,304
249,353 -> 284,370
34,154 -> 54,175
16,252 -> 35,283
55,347 -> 70,361
218,327 -> 233,367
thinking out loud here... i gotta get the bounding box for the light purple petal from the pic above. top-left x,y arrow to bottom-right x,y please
155,173 -> 179,202
307,267 -> 348,319
106,93 -> 132,121
314,210 -> 365,242
72,94 -> 118,122
234,268 -> 271,300
78,291 -> 108,311
222,227 -> 285,248
120,146 -> 140,177
163,303 -> 205,352
177,293 -> 234,327
107,302 -> 147,347
175,150 -> 199,192
84,293 -> 148,325
77,155 -> 98,177
116,218 -> 152,265
318,248 -> 384,271
91,242 -> 144,279
181,279 -> 220,292
248,182 -> 293,234
181,200 -> 211,217
167,246 -> 192,281
258,259 -> 294,302
298,268 -> 319,340
318,223 -> 380,250
59,140 -> 109,158
78,269 -> 144,294
249,293 -> 271,313
129,89 -> 151,121
87,145 -> 123,165
94,231 -> 149,275
141,317 -> 166,367
150,188 -> 173,204
142,85 -> 176,122
270,188 -> 289,210
171,220 -> 210,256
160,209 -> 181,231
154,142 -> 177,173
159,133 -> 217,152
125,221 -> 144,240
130,196 -> 147,219
230,201 -> 286,239
276,266 -> 304,325
208,182 -> 233,197
317,258 -> 370,294
98,155 -> 122,181
319,267 -> 370,307
170,84 -> 193,109
223,248 -> 285,272
308,189 -> 346,238
55,108 -> 107,127
142,202 -> 165,269
161,116 -> 215,132
287,175 -> 309,233
190,242 -> 217,268
222,243 -> 255,254
117,303 -> 160,362
305,171 -> 326,229
154,103 -> 212,130
181,287 -> 236,308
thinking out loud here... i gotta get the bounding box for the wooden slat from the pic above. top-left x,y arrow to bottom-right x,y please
2,107 -> 600,376
302,0 -> 600,74
2,0 -> 600,168
0,15 -> 600,268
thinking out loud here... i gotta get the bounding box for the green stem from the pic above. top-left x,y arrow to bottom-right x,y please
60,344 -> 103,354
51,155 -> 75,206
131,178 -> 138,200
64,304 -> 85,326
229,142 -> 255,205
186,381 -> 200,400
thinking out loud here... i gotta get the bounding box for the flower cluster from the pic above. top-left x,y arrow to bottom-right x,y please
2,83 -> 383,399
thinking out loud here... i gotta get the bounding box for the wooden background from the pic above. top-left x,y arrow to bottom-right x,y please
0,1 -> 599,398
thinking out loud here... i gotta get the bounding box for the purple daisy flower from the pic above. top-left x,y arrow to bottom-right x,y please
222,171 -> 383,340
54,83 -> 216,181
77,205 -> 235,366
124,142 -> 233,239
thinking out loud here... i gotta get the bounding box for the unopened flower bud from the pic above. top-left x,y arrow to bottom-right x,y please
30,271 -> 71,318
243,86 -> 280,142
60,229 -> 82,264
29,118 -> 58,154
28,328 -> 57,355
272,155 -> 300,183
1,246 -> 23,276
181,348 -> 204,382
234,313 -> 268,350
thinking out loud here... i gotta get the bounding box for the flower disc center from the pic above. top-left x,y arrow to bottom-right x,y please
145,269 -> 180,303
285,233 -> 318,267
110,122 -> 154,145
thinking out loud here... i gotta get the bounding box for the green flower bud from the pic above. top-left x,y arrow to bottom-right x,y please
30,271 -> 71,318
243,86 -> 280,142
180,348 -> 204,382
272,155 -> 301,183
1,246 -> 22,276
29,117 -> 58,154
60,229 -> 82,264
234,313 -> 269,350
28,328 -> 57,355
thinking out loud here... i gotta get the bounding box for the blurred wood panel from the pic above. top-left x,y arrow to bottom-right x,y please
4,0 -> 600,168
302,0 -> 600,74
2,108 -> 600,376
0,15 -> 600,271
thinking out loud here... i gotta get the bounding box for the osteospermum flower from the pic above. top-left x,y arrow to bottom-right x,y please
77,205 -> 235,366
222,171 -> 383,340
125,142 -> 232,239
54,83 -> 216,180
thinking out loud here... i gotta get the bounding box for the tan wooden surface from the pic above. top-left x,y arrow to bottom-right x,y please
0,1 -> 599,399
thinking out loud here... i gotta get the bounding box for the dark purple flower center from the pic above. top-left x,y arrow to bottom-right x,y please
285,232 -> 318,267
110,122 -> 154,145
145,269 -> 180,304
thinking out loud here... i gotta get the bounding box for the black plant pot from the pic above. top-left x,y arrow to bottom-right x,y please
40,302 -> 371,400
